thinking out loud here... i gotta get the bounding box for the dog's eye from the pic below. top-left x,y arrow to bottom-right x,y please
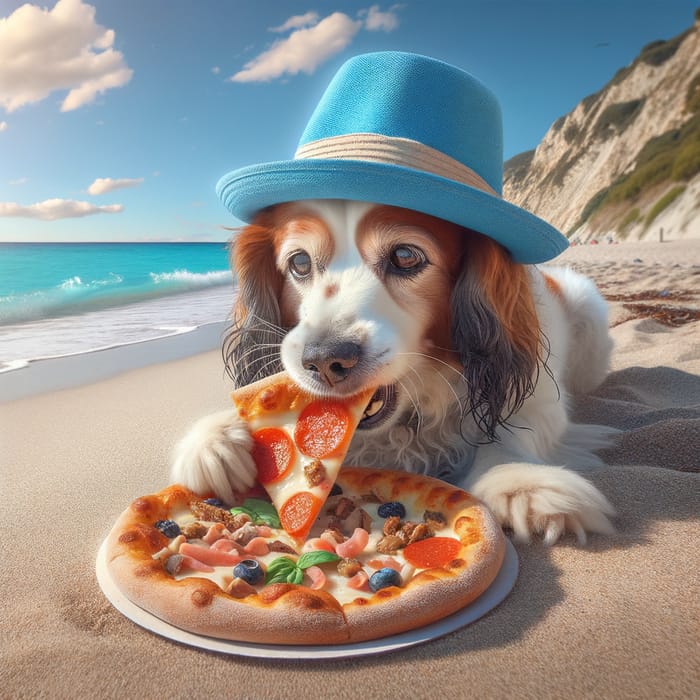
288,251 -> 312,279
389,245 -> 426,273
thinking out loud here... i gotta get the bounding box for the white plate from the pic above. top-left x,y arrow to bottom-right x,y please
96,538 -> 517,659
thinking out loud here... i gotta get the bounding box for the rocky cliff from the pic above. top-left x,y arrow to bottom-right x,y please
504,11 -> 700,242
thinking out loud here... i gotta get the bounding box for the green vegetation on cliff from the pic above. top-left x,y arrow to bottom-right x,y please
576,79 -> 700,230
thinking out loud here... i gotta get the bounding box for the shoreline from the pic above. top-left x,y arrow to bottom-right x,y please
0,320 -> 228,403
0,321 -> 208,373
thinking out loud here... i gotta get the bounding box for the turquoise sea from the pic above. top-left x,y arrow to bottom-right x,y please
0,242 -> 234,372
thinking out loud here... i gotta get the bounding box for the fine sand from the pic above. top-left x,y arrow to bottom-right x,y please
0,240 -> 698,698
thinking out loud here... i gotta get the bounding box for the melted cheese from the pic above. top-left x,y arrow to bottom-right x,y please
169,501 -> 454,606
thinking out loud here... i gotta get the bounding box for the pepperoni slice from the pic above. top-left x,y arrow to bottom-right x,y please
294,400 -> 351,459
251,428 -> 294,484
403,537 -> 462,569
279,492 -> 323,537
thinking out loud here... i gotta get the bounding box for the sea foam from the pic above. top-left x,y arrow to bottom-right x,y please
149,269 -> 232,287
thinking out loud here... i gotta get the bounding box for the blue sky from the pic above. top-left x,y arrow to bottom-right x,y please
0,0 -> 697,242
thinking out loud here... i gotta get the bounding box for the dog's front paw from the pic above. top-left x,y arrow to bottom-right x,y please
170,409 -> 256,503
470,464 -> 616,545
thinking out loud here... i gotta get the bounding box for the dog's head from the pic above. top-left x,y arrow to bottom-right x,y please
224,200 -> 542,444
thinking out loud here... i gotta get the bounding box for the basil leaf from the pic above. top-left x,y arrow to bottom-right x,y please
266,570 -> 294,585
287,567 -> 304,585
265,556 -> 296,576
243,498 -> 278,516
231,499 -> 281,528
297,551 -> 341,569
266,552 -> 338,586
265,558 -> 297,585
254,511 -> 281,528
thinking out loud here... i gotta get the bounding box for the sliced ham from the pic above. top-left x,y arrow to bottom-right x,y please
180,542 -> 244,566
335,528 -> 369,558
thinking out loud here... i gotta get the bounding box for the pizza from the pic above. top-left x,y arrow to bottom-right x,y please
230,371 -> 376,540
103,468 -> 506,645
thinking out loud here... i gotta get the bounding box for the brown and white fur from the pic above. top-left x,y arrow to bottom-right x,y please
172,200 -> 616,544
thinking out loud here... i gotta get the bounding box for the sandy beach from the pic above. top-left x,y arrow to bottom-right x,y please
1,239 -> 698,698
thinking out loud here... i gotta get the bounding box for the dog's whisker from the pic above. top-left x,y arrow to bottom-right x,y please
229,323 -> 286,350
237,332 -> 283,347
235,339 -> 281,349
397,352 -> 468,414
424,368 -> 465,417
396,375 -> 423,432
247,359 -> 281,382
243,314 -> 287,337
402,363 -> 427,393
403,368 -> 428,419
234,345 -> 280,368
399,351 -> 468,385
250,356 -> 284,381
236,342 -> 281,356
419,367 -> 463,414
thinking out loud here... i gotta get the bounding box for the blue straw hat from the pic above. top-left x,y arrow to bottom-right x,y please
217,51 -> 567,263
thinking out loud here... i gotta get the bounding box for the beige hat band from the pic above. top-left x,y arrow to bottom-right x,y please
294,133 -> 500,198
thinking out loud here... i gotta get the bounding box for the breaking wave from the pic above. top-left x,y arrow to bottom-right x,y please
0,267 -> 232,326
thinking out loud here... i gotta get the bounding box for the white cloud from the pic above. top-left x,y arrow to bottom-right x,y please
269,12 -> 320,33
87,177 -> 143,195
9,177 -> 27,185
230,12 -> 362,83
0,198 -> 123,220
211,66 -> 221,75
364,5 -> 401,32
0,0 -> 133,113
0,121 -> 7,131
229,7 -> 403,84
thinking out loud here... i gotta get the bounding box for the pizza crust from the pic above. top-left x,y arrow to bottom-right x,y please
104,472 -> 505,645
232,372 -> 305,421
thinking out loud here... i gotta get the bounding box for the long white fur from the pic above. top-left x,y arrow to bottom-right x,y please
171,410 -> 256,499
171,200 -> 616,544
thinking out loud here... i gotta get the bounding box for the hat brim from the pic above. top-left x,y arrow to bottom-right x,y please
216,159 -> 568,264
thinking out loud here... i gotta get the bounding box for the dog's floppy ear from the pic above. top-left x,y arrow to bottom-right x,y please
222,211 -> 286,387
451,234 -> 542,441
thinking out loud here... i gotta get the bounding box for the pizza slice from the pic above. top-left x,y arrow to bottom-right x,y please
231,372 -> 376,540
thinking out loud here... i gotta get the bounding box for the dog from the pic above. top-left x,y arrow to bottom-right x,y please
171,52 -> 616,544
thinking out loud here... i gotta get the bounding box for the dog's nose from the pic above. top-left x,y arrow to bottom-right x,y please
301,341 -> 361,387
